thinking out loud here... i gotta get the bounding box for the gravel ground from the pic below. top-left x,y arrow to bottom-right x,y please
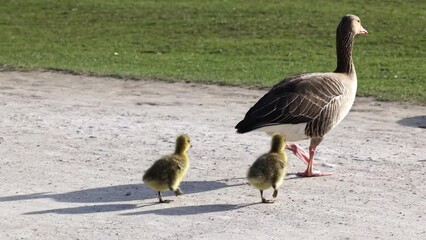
0,71 -> 425,240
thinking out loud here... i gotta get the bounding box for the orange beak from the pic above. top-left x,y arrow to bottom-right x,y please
359,26 -> 368,35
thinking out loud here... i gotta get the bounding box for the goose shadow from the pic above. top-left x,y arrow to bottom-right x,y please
285,173 -> 303,180
397,115 -> 426,128
121,203 -> 261,216
0,180 -> 245,204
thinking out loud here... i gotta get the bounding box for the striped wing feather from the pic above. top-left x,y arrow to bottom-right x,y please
236,74 -> 345,133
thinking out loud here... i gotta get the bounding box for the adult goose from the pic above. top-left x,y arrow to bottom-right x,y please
235,15 -> 368,177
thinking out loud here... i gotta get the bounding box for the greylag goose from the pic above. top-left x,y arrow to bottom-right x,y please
247,133 -> 288,203
236,15 -> 368,177
142,134 -> 192,203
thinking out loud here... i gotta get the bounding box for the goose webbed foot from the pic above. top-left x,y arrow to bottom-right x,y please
296,170 -> 332,177
296,143 -> 331,177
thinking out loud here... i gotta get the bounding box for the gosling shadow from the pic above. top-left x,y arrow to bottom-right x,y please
24,203 -> 141,215
121,202 -> 261,216
397,115 -> 426,128
0,180 -> 244,204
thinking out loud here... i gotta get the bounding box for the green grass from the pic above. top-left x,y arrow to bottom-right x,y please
0,0 -> 425,104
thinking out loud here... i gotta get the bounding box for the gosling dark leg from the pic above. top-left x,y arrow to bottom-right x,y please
260,189 -> 276,204
174,188 -> 183,196
260,190 -> 267,203
170,187 -> 183,196
272,189 -> 278,199
260,190 -> 275,203
158,191 -> 172,203
272,184 -> 278,199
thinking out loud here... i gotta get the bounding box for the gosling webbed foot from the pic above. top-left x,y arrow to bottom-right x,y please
174,188 -> 183,196
260,190 -> 275,203
157,191 -> 173,203
159,199 -> 173,203
261,197 -> 276,204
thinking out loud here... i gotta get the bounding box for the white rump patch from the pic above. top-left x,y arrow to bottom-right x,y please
256,123 -> 309,142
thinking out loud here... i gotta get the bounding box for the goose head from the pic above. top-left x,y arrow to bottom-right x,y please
338,14 -> 368,36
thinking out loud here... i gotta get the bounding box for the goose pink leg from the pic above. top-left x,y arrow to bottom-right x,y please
286,144 -> 309,165
296,145 -> 331,177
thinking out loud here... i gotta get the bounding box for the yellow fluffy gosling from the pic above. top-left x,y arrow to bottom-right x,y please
247,133 -> 288,203
143,134 -> 192,203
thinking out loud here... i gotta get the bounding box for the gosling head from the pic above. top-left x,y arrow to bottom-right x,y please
270,133 -> 286,153
175,134 -> 192,154
338,14 -> 368,36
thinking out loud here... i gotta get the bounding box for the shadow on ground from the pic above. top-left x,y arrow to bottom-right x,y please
0,180 -> 245,204
23,202 -> 261,216
1,178 -> 289,215
24,203 -> 141,215
121,203 -> 261,216
397,115 -> 426,128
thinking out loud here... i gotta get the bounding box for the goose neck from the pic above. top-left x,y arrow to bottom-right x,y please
335,32 -> 356,75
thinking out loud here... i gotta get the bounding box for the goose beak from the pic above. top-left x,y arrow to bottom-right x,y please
359,26 -> 368,35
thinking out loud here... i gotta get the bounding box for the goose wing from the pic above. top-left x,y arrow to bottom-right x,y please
235,73 -> 345,133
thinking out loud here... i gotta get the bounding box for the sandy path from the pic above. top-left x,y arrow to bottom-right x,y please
0,71 -> 425,240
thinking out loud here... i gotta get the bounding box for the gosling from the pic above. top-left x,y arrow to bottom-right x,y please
247,133 -> 288,203
142,134 -> 192,203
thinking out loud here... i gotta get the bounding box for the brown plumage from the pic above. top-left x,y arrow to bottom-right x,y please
247,133 -> 288,203
236,15 -> 368,177
142,134 -> 192,203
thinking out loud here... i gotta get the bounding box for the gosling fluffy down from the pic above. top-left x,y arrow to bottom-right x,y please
247,133 -> 288,203
143,134 -> 192,203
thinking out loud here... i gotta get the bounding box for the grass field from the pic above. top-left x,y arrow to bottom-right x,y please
0,0 -> 424,104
